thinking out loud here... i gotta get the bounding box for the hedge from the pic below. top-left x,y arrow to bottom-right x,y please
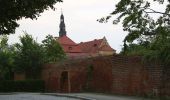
0,80 -> 45,92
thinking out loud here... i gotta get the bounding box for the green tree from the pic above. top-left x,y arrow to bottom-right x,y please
0,36 -> 15,80
0,0 -> 62,35
100,1 -> 170,97
120,42 -> 149,56
99,0 -> 170,43
42,35 -> 66,62
14,33 -> 45,79
99,0 -> 170,65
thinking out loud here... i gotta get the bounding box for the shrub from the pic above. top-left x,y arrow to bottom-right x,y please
0,80 -> 44,92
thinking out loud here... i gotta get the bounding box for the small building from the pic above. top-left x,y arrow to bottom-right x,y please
56,13 -> 116,59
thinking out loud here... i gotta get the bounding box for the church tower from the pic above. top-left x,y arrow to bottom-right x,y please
59,13 -> 67,37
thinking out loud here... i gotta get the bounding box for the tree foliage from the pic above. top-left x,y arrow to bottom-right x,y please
14,33 -> 45,78
0,0 -> 62,35
0,36 -> 15,80
99,0 -> 170,43
120,42 -> 149,56
42,35 -> 66,62
99,0 -> 170,65
0,34 -> 66,79
144,30 -> 170,65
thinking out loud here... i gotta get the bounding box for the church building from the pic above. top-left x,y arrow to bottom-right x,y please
56,13 -> 116,59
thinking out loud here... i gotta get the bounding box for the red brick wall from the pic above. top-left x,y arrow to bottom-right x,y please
41,64 -> 61,92
12,54 -> 170,97
14,73 -> 25,81
90,56 -> 113,92
41,55 -> 170,96
41,56 -> 113,93
161,65 -> 170,96
111,55 -> 162,96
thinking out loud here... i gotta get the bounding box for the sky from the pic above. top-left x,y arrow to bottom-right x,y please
8,0 -> 128,53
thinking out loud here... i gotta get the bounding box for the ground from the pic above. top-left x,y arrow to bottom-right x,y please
0,93 -> 79,100
58,93 -> 154,100
0,93 -> 154,100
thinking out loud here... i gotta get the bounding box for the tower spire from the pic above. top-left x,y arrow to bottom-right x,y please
59,10 -> 66,37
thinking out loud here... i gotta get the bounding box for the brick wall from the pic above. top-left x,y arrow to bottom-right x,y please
160,65 -> 170,96
111,55 -> 163,96
14,73 -> 25,81
41,56 -> 113,93
15,55 -> 169,96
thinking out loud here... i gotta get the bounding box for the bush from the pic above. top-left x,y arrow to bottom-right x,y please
0,80 -> 44,92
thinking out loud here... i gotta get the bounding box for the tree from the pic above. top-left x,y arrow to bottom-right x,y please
13,34 -> 65,78
0,0 -> 62,35
99,0 -> 170,43
119,42 -> 149,56
0,34 -> 66,79
0,36 -> 15,80
14,33 -> 45,79
99,0 -> 170,65
42,35 -> 66,62
100,1 -> 170,96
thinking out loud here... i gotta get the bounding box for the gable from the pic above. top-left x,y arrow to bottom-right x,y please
99,37 -> 115,51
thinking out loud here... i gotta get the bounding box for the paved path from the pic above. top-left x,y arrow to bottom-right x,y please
0,93 -> 80,100
0,93 -> 155,100
58,93 -> 154,100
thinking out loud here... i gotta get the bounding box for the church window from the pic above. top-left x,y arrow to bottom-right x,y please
69,46 -> 72,50
93,44 -> 97,47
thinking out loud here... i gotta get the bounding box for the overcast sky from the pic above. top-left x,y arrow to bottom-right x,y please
8,0 -> 128,52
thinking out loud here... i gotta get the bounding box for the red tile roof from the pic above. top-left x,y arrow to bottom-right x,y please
57,35 -> 76,45
78,39 -> 103,53
57,36 -> 114,54
57,35 -> 82,53
61,45 -> 82,53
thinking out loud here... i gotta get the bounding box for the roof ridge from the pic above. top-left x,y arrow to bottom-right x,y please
78,38 -> 103,44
